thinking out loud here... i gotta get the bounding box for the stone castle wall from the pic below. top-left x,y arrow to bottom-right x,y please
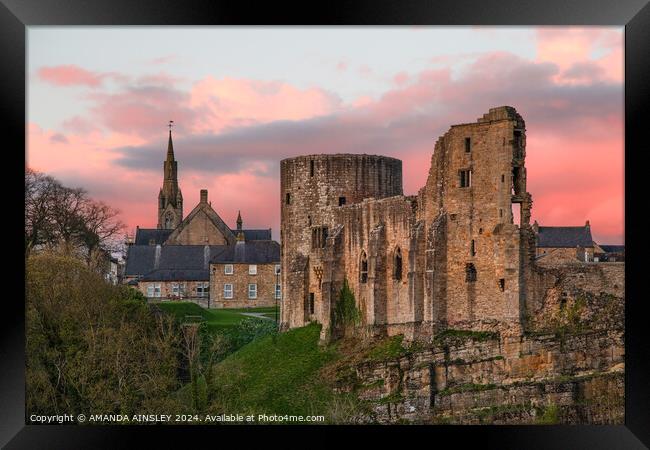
280,107 -> 540,340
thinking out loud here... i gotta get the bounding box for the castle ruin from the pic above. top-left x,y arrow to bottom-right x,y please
280,106 -> 617,341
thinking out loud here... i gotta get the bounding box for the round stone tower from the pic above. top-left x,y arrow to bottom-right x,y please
280,154 -> 403,329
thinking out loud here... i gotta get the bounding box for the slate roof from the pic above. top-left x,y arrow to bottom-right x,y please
211,240 -> 280,264
140,269 -> 209,281
124,244 -> 228,277
598,245 -> 625,253
231,229 -> 272,241
134,228 -> 173,245
537,226 -> 593,248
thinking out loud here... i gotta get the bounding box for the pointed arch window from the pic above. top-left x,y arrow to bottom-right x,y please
360,251 -> 368,284
165,211 -> 174,229
393,247 -> 403,281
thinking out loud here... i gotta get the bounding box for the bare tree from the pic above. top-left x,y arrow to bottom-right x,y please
25,168 -> 125,270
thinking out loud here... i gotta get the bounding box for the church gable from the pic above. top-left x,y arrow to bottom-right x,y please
164,189 -> 236,246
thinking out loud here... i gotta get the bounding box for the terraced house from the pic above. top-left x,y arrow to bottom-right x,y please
123,129 -> 280,308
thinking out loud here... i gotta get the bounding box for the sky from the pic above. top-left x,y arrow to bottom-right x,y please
26,26 -> 624,244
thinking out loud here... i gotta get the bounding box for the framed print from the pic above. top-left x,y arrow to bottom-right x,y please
2,0 -> 649,448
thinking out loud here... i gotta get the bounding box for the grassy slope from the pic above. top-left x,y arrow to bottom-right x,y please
211,323 -> 338,417
157,302 -> 277,332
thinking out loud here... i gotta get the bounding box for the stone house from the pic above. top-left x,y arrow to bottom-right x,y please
210,237 -> 281,308
534,220 -> 595,262
123,128 -> 279,307
594,244 -> 625,262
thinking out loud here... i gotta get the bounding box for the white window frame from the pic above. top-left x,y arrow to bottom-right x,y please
249,264 -> 257,275
172,283 -> 180,296
224,264 -> 234,275
196,282 -> 209,298
275,264 -> 281,275
147,284 -> 154,297
248,283 -> 257,299
153,283 -> 161,298
224,283 -> 233,299
275,283 -> 281,299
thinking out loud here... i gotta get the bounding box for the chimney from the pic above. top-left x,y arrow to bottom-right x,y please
154,244 -> 161,269
585,220 -> 590,229
204,244 -> 210,269
200,189 -> 208,203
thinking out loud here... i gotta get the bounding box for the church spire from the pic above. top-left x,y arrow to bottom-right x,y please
237,210 -> 243,231
167,120 -> 175,161
158,121 -> 183,229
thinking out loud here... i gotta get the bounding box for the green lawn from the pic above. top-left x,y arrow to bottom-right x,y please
156,302 -> 278,332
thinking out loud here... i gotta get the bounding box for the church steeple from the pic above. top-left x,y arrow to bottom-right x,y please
158,121 -> 183,229
236,210 -> 243,231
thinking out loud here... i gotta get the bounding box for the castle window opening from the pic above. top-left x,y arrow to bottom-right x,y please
459,169 -> 472,188
499,208 -> 503,218
470,240 -> 476,256
310,160 -> 315,177
465,263 -> 477,282
499,278 -> 505,291
308,215 -> 312,226
393,247 -> 403,281
501,174 -> 505,183
479,228 -> 483,234
311,226 -> 328,249
339,196 -> 346,206
465,137 -> 471,152
360,251 -> 368,284
286,192 -> 291,205
309,292 -> 315,315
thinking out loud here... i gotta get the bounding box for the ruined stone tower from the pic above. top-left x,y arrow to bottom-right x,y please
280,154 -> 402,330
280,107 -> 534,340
157,129 -> 183,229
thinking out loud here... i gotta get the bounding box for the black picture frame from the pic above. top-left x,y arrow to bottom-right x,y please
2,0 -> 648,448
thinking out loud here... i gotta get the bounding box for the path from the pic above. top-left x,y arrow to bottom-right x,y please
241,312 -> 273,321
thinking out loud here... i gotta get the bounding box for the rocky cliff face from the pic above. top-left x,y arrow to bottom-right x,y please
335,327 -> 623,424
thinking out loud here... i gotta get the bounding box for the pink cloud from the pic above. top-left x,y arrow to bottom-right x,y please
37,65 -> 128,88
393,72 -> 409,86
38,65 -> 104,87
28,30 -> 624,244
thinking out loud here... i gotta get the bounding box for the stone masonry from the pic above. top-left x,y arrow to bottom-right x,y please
280,107 -> 539,340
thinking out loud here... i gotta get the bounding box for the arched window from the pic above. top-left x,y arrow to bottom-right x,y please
465,263 -> 477,282
165,211 -> 174,228
360,251 -> 368,284
393,247 -> 402,281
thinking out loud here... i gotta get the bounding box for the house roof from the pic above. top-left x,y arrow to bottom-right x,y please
230,229 -> 272,240
210,240 -> 280,264
598,245 -> 625,253
124,244 -> 228,277
134,228 -> 173,245
537,226 -> 593,248
140,269 -> 209,281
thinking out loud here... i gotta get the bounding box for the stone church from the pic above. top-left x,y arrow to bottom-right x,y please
124,129 -> 280,308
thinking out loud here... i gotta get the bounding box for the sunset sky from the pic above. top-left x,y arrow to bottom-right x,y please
27,27 -> 624,244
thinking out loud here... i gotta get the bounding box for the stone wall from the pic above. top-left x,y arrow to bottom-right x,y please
210,262 -> 279,308
138,280 -> 210,303
280,154 -> 403,330
340,329 -> 624,424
